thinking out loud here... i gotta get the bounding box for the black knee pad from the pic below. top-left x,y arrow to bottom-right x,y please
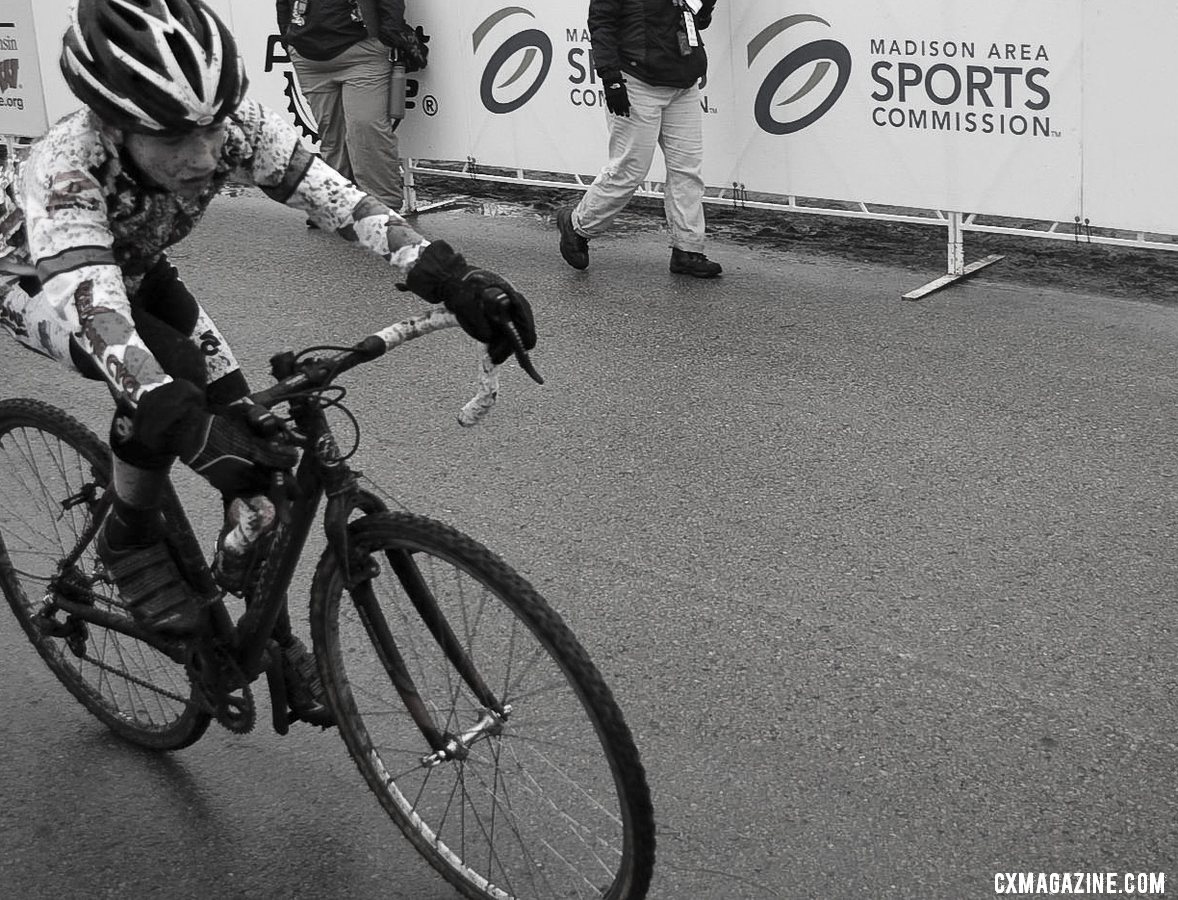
109,406 -> 178,470
186,416 -> 276,496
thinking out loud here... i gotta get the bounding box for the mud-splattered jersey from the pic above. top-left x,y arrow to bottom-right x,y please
1,97 -> 426,404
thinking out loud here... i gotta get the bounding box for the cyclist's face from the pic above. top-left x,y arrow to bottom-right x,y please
123,122 -> 228,199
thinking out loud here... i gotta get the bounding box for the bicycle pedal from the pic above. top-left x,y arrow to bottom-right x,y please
288,703 -> 337,729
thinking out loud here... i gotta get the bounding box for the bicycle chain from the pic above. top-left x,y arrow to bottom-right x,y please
45,576 -> 258,735
69,644 -> 192,706
50,612 -> 256,732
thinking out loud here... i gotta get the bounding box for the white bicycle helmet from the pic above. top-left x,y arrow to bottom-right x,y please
60,0 -> 247,134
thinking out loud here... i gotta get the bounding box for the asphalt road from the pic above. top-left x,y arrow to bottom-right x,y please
1,190 -> 1175,900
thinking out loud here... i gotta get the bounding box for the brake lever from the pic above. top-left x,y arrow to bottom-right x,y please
241,400 -> 288,438
488,291 -> 544,385
504,320 -> 544,384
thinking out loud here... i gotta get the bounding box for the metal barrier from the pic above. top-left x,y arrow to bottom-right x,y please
402,157 -> 1178,300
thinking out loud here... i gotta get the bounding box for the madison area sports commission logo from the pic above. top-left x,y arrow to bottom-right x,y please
474,7 -> 553,114
748,14 -> 851,134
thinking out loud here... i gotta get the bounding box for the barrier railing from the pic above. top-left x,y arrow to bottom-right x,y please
7,0 -> 1178,299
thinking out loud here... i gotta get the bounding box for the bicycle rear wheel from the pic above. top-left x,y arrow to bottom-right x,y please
311,512 -> 655,900
0,398 -> 209,750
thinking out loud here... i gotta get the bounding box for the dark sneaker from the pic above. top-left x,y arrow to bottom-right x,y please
282,636 -> 335,726
96,522 -> 203,635
670,248 -> 722,278
556,206 -> 589,270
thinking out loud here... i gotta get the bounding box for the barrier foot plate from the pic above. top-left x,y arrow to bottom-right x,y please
403,197 -> 463,217
902,254 -> 1005,301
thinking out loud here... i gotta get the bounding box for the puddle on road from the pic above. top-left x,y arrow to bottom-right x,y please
358,177 -> 1178,300
477,200 -> 528,218
427,192 -> 669,238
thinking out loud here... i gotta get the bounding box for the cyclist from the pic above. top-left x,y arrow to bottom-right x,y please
0,0 -> 536,726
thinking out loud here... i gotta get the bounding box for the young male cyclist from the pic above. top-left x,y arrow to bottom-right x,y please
0,0 -> 536,725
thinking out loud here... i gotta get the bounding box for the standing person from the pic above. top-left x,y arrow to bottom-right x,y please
556,0 -> 721,278
276,0 -> 428,211
2,0 -> 534,725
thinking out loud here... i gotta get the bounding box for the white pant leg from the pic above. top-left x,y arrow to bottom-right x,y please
572,76 -> 669,237
657,85 -> 706,252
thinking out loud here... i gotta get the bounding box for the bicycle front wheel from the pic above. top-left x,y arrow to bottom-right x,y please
311,512 -> 655,900
0,398 -> 209,750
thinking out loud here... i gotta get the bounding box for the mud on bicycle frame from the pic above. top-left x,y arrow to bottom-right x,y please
0,307 -> 656,900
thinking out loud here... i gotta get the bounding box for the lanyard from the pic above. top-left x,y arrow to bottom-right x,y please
671,0 -> 701,52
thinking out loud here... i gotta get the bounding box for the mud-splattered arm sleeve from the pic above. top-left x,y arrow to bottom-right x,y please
232,99 -> 429,280
20,146 -> 170,403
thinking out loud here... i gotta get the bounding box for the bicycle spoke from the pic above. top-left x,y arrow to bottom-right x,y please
0,401 -> 209,750
313,511 -> 654,899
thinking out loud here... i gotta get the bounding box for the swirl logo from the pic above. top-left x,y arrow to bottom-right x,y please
749,14 -> 851,135
474,7 -> 553,114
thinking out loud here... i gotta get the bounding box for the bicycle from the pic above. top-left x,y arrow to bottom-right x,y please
0,307 -> 655,900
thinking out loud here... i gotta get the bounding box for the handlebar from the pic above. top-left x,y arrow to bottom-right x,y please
251,308 -> 526,428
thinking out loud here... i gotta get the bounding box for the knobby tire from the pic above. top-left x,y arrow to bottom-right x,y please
0,398 -> 209,750
310,511 -> 655,900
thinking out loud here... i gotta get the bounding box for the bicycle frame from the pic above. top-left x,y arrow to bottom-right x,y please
47,378 -> 387,734
245,327 -> 510,745
4,316 -> 660,898
50,309 -> 510,738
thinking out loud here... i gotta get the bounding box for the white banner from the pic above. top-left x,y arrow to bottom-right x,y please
238,0 -> 1086,222
1080,2 -> 1178,235
12,0 -> 1178,236
0,0 -> 51,137
729,0 -> 1084,219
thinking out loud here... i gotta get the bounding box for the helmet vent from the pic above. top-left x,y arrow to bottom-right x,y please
60,0 -> 246,133
166,31 -> 203,95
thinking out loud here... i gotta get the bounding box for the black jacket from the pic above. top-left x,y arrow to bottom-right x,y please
588,0 -> 716,89
276,0 -> 406,60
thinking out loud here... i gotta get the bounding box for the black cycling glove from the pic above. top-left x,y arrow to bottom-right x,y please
601,73 -> 630,117
132,383 -> 296,495
387,24 -> 429,72
401,240 -> 537,365
184,401 -> 299,497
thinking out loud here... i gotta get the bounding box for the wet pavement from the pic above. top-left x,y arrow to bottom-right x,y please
1,188 -> 1175,899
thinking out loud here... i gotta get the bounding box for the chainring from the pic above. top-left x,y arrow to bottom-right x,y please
185,641 -> 257,734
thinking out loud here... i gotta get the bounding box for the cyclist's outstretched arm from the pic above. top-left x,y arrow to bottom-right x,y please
233,99 -> 537,369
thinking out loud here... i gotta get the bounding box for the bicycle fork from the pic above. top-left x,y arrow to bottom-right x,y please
306,397 -> 512,762
333,508 -> 511,766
